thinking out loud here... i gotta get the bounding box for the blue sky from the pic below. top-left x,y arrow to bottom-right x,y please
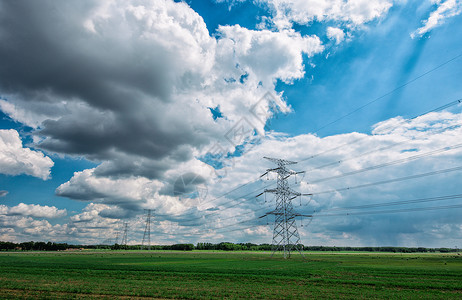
1,0 -> 462,247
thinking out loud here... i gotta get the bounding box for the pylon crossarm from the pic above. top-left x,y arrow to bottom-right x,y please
263,157 -> 298,165
270,212 -> 292,216
288,170 -> 304,175
264,210 -> 279,216
256,191 -> 265,197
286,187 -> 302,196
281,170 -> 302,180
260,168 -> 281,178
267,167 -> 283,173
260,171 -> 269,178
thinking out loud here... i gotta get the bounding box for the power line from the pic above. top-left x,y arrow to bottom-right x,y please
161,215 -> 266,237
313,203 -> 462,218
311,53 -> 462,134
299,97 -> 462,163
182,197 -> 462,234
308,139 -> 409,171
172,116 -> 462,227
142,192 -> 462,239
154,97 -> 461,227
177,203 -> 274,227
155,177 -> 267,222
149,196 -> 462,238
198,176 -> 262,207
158,172 -> 310,226
159,163 -> 462,229
175,186 -> 275,225
313,194 -> 462,213
177,173 -> 310,225
157,182 -> 275,224
147,164 -> 462,239
311,165 -> 462,196
151,136 -> 462,228
310,142 -> 462,184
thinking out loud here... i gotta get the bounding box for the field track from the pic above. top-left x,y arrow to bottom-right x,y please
1,251 -> 461,299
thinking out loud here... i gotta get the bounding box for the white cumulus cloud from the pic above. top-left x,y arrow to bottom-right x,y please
260,0 -> 393,29
217,26 -> 323,86
0,203 -> 67,218
327,26 -> 345,44
412,0 -> 462,38
0,129 -> 54,180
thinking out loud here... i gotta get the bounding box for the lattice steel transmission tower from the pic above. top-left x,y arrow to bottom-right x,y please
114,228 -> 120,245
142,209 -> 153,250
257,157 -> 312,258
121,222 -> 128,246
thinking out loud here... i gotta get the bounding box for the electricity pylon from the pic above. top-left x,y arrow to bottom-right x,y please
121,222 -> 128,246
257,157 -> 312,259
114,222 -> 121,245
142,209 -> 153,250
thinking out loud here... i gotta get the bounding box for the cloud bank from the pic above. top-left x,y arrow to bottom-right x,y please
49,110 -> 462,246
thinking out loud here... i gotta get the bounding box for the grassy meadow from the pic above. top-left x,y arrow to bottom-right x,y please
0,251 -> 461,299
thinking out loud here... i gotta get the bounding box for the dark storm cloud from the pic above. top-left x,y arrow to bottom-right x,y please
92,156 -> 169,180
55,186 -> 107,202
172,172 -> 207,196
98,207 -> 138,219
0,1 -> 171,109
37,106 -> 199,160
0,0 -> 214,179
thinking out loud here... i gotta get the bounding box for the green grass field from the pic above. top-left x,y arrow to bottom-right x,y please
0,251 -> 461,299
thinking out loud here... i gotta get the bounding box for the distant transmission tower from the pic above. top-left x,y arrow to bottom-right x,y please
257,157 -> 312,258
142,209 -> 154,250
121,222 -> 128,246
114,223 -> 121,245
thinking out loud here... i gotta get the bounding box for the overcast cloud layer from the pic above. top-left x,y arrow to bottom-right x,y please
0,0 -> 461,246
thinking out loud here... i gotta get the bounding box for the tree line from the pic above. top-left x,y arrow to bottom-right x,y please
196,243 -> 460,253
0,241 -> 71,251
0,240 -> 459,253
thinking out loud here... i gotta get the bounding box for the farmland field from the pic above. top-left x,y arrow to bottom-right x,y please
0,251 -> 461,299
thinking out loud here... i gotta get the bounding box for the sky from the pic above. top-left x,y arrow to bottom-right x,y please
1,0 -> 462,248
